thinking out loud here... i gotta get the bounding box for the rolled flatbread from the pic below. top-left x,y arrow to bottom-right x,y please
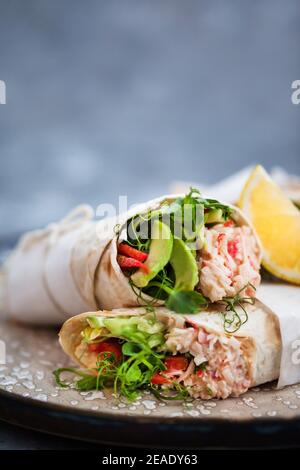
2,192 -> 262,325
59,303 -> 281,400
95,196 -> 262,310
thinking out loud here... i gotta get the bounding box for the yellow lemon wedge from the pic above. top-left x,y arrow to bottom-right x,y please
238,165 -> 300,284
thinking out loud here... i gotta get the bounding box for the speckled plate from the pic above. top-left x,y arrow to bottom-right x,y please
1,244 -> 300,448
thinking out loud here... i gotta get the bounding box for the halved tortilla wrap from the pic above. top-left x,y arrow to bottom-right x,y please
95,196 -> 262,310
59,302 -> 281,400
2,193 -> 261,325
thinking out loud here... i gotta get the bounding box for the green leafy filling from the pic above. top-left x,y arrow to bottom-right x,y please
120,188 -> 232,314
84,313 -> 165,349
54,313 -> 191,401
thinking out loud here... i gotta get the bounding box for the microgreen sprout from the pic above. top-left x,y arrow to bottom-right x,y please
220,283 -> 256,333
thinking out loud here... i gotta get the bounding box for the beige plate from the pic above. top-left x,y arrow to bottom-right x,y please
1,238 -> 300,447
1,309 -> 300,447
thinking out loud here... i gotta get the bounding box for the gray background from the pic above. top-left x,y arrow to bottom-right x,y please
0,0 -> 299,449
0,0 -> 299,238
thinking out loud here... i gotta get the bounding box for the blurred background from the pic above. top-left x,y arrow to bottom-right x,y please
0,0 -> 299,238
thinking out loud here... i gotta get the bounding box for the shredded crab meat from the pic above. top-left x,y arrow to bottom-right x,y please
164,323 -> 251,399
198,222 -> 261,302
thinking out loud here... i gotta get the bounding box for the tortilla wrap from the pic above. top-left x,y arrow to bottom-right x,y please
2,194 -> 261,325
95,196 -> 261,309
59,301 -> 281,399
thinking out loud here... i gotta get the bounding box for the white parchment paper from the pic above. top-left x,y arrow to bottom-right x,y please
258,283 -> 300,388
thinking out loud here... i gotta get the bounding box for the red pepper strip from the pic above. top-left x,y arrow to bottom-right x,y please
117,255 -> 149,273
88,339 -> 122,363
151,372 -> 171,385
151,356 -> 188,385
164,356 -> 189,372
118,243 -> 148,262
224,220 -> 234,227
197,369 -> 204,378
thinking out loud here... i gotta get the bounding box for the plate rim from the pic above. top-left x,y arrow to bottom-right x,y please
1,386 -> 300,424
1,388 -> 300,448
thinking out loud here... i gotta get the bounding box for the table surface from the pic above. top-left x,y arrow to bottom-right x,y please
0,421 -> 100,450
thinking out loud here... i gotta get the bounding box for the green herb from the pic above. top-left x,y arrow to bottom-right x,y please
122,188 -> 231,252
76,375 -> 98,391
53,368 -> 97,390
220,283 -> 256,333
131,272 -> 209,315
166,290 -> 208,314
113,342 -> 166,401
94,352 -> 120,391
54,338 -> 167,402
180,188 -> 232,222
137,274 -> 208,314
150,382 -> 190,401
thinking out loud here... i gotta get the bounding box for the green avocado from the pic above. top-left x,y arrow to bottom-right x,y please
170,239 -> 199,291
205,208 -> 224,224
130,220 -> 173,288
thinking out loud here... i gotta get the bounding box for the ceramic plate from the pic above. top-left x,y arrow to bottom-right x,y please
1,242 -> 300,448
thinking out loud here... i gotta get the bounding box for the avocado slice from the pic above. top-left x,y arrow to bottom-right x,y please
205,208 -> 225,224
170,239 -> 199,291
130,220 -> 173,288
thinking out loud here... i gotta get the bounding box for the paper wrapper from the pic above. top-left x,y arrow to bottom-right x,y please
257,283 -> 300,389
2,206 -> 113,325
170,166 -> 300,205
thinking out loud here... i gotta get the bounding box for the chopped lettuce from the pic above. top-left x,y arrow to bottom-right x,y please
87,316 -> 106,328
82,326 -> 103,342
85,313 -> 166,349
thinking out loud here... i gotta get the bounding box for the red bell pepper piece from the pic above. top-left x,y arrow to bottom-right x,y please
88,339 -> 122,363
117,255 -> 149,273
224,220 -> 234,228
164,356 -> 189,372
118,243 -> 148,262
151,372 -> 171,385
151,356 -> 189,385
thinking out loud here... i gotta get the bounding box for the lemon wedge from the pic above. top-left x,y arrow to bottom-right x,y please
238,165 -> 300,284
